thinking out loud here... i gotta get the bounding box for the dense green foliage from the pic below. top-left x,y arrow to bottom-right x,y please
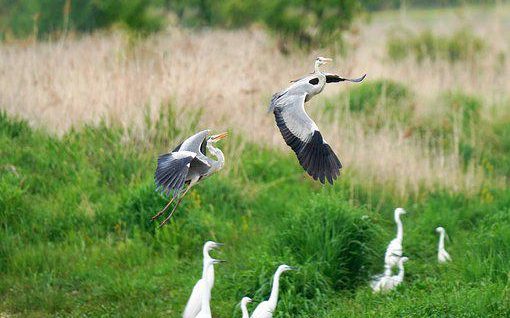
1,110 -> 509,317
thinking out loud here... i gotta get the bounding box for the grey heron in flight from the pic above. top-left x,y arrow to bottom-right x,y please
151,130 -> 227,227
435,227 -> 452,263
269,57 -> 366,184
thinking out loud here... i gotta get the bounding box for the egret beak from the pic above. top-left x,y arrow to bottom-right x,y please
289,266 -> 298,271
211,132 -> 228,142
213,259 -> 226,264
214,242 -> 224,247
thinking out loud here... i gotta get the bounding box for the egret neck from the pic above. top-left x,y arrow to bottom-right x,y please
267,268 -> 284,310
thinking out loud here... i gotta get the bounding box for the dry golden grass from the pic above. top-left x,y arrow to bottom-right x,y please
1,5 -> 509,195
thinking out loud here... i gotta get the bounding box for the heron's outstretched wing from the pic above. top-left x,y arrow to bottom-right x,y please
326,73 -> 366,83
155,151 -> 195,197
272,93 -> 342,184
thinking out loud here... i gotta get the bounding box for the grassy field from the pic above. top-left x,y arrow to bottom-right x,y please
1,4 -> 510,318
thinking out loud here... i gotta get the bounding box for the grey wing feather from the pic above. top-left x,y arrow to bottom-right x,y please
155,152 -> 195,197
179,130 -> 210,154
272,93 -> 342,184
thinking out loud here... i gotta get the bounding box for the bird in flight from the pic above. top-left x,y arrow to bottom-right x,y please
151,130 -> 227,227
269,57 -> 366,184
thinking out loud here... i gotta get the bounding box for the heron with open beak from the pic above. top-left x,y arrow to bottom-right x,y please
152,130 -> 228,227
269,56 -> 366,184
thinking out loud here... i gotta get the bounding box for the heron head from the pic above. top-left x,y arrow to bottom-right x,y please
395,207 -> 407,216
278,264 -> 297,273
208,132 -> 228,143
241,297 -> 253,305
204,240 -> 224,252
316,56 -> 332,66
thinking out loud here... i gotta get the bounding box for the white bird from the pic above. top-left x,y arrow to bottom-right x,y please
151,130 -> 228,227
384,208 -> 407,272
183,241 -> 223,318
372,257 -> 409,293
269,57 -> 366,184
194,258 -> 225,318
436,227 -> 452,263
251,264 -> 295,318
240,297 -> 253,318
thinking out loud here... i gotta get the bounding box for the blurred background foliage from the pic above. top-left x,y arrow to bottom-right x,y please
0,0 -> 497,45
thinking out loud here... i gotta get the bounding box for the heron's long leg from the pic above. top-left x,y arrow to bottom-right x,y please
159,184 -> 192,227
151,196 -> 176,221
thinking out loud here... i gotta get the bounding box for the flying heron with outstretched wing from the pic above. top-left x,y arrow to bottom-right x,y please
269,57 -> 366,184
151,130 -> 227,227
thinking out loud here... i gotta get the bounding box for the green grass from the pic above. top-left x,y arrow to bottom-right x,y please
0,111 -> 509,317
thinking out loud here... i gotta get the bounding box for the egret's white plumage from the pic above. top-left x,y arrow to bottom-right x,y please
250,264 -> 295,318
183,241 -> 223,318
152,130 -> 228,227
384,208 -> 407,272
372,257 -> 409,293
436,227 -> 452,263
194,258 -> 224,318
269,57 -> 366,184
240,297 -> 253,318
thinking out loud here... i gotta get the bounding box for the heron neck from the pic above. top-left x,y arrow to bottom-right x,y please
206,143 -> 225,174
268,270 -> 283,309
241,301 -> 250,318
395,214 -> 403,241
314,61 -> 324,75
202,251 -> 215,287
438,231 -> 445,250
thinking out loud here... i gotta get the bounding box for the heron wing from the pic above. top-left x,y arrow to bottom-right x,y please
272,93 -> 342,184
155,151 -> 195,197
325,73 -> 366,83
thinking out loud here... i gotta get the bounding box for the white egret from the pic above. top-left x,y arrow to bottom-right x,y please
269,57 -> 366,184
384,208 -> 407,272
436,227 -> 452,263
152,130 -> 228,227
195,258 -> 225,318
240,297 -> 253,318
183,241 -> 224,318
251,264 -> 296,318
372,257 -> 409,293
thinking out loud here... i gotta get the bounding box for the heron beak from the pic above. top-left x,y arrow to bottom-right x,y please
211,132 -> 228,142
323,57 -> 333,62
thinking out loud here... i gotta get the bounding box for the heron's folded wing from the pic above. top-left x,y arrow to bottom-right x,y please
325,73 -> 366,83
155,151 -> 195,197
272,94 -> 342,184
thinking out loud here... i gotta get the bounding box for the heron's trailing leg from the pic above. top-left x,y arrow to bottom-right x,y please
159,184 -> 192,227
151,196 -> 176,221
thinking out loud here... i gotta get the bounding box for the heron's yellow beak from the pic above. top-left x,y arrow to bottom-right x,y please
211,132 -> 228,142
323,57 -> 333,62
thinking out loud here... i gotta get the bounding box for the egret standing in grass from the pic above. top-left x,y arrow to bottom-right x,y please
152,130 -> 227,227
384,208 -> 407,272
240,297 -> 253,318
194,258 -> 225,318
183,241 -> 223,318
251,264 -> 295,318
269,57 -> 366,184
436,227 -> 452,263
372,257 -> 409,293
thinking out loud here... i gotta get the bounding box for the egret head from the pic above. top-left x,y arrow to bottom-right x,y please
435,226 -> 445,234
208,132 -> 228,143
277,264 -> 297,273
395,207 -> 407,216
241,297 -> 253,305
315,56 -> 332,66
400,256 -> 409,264
204,240 -> 224,252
